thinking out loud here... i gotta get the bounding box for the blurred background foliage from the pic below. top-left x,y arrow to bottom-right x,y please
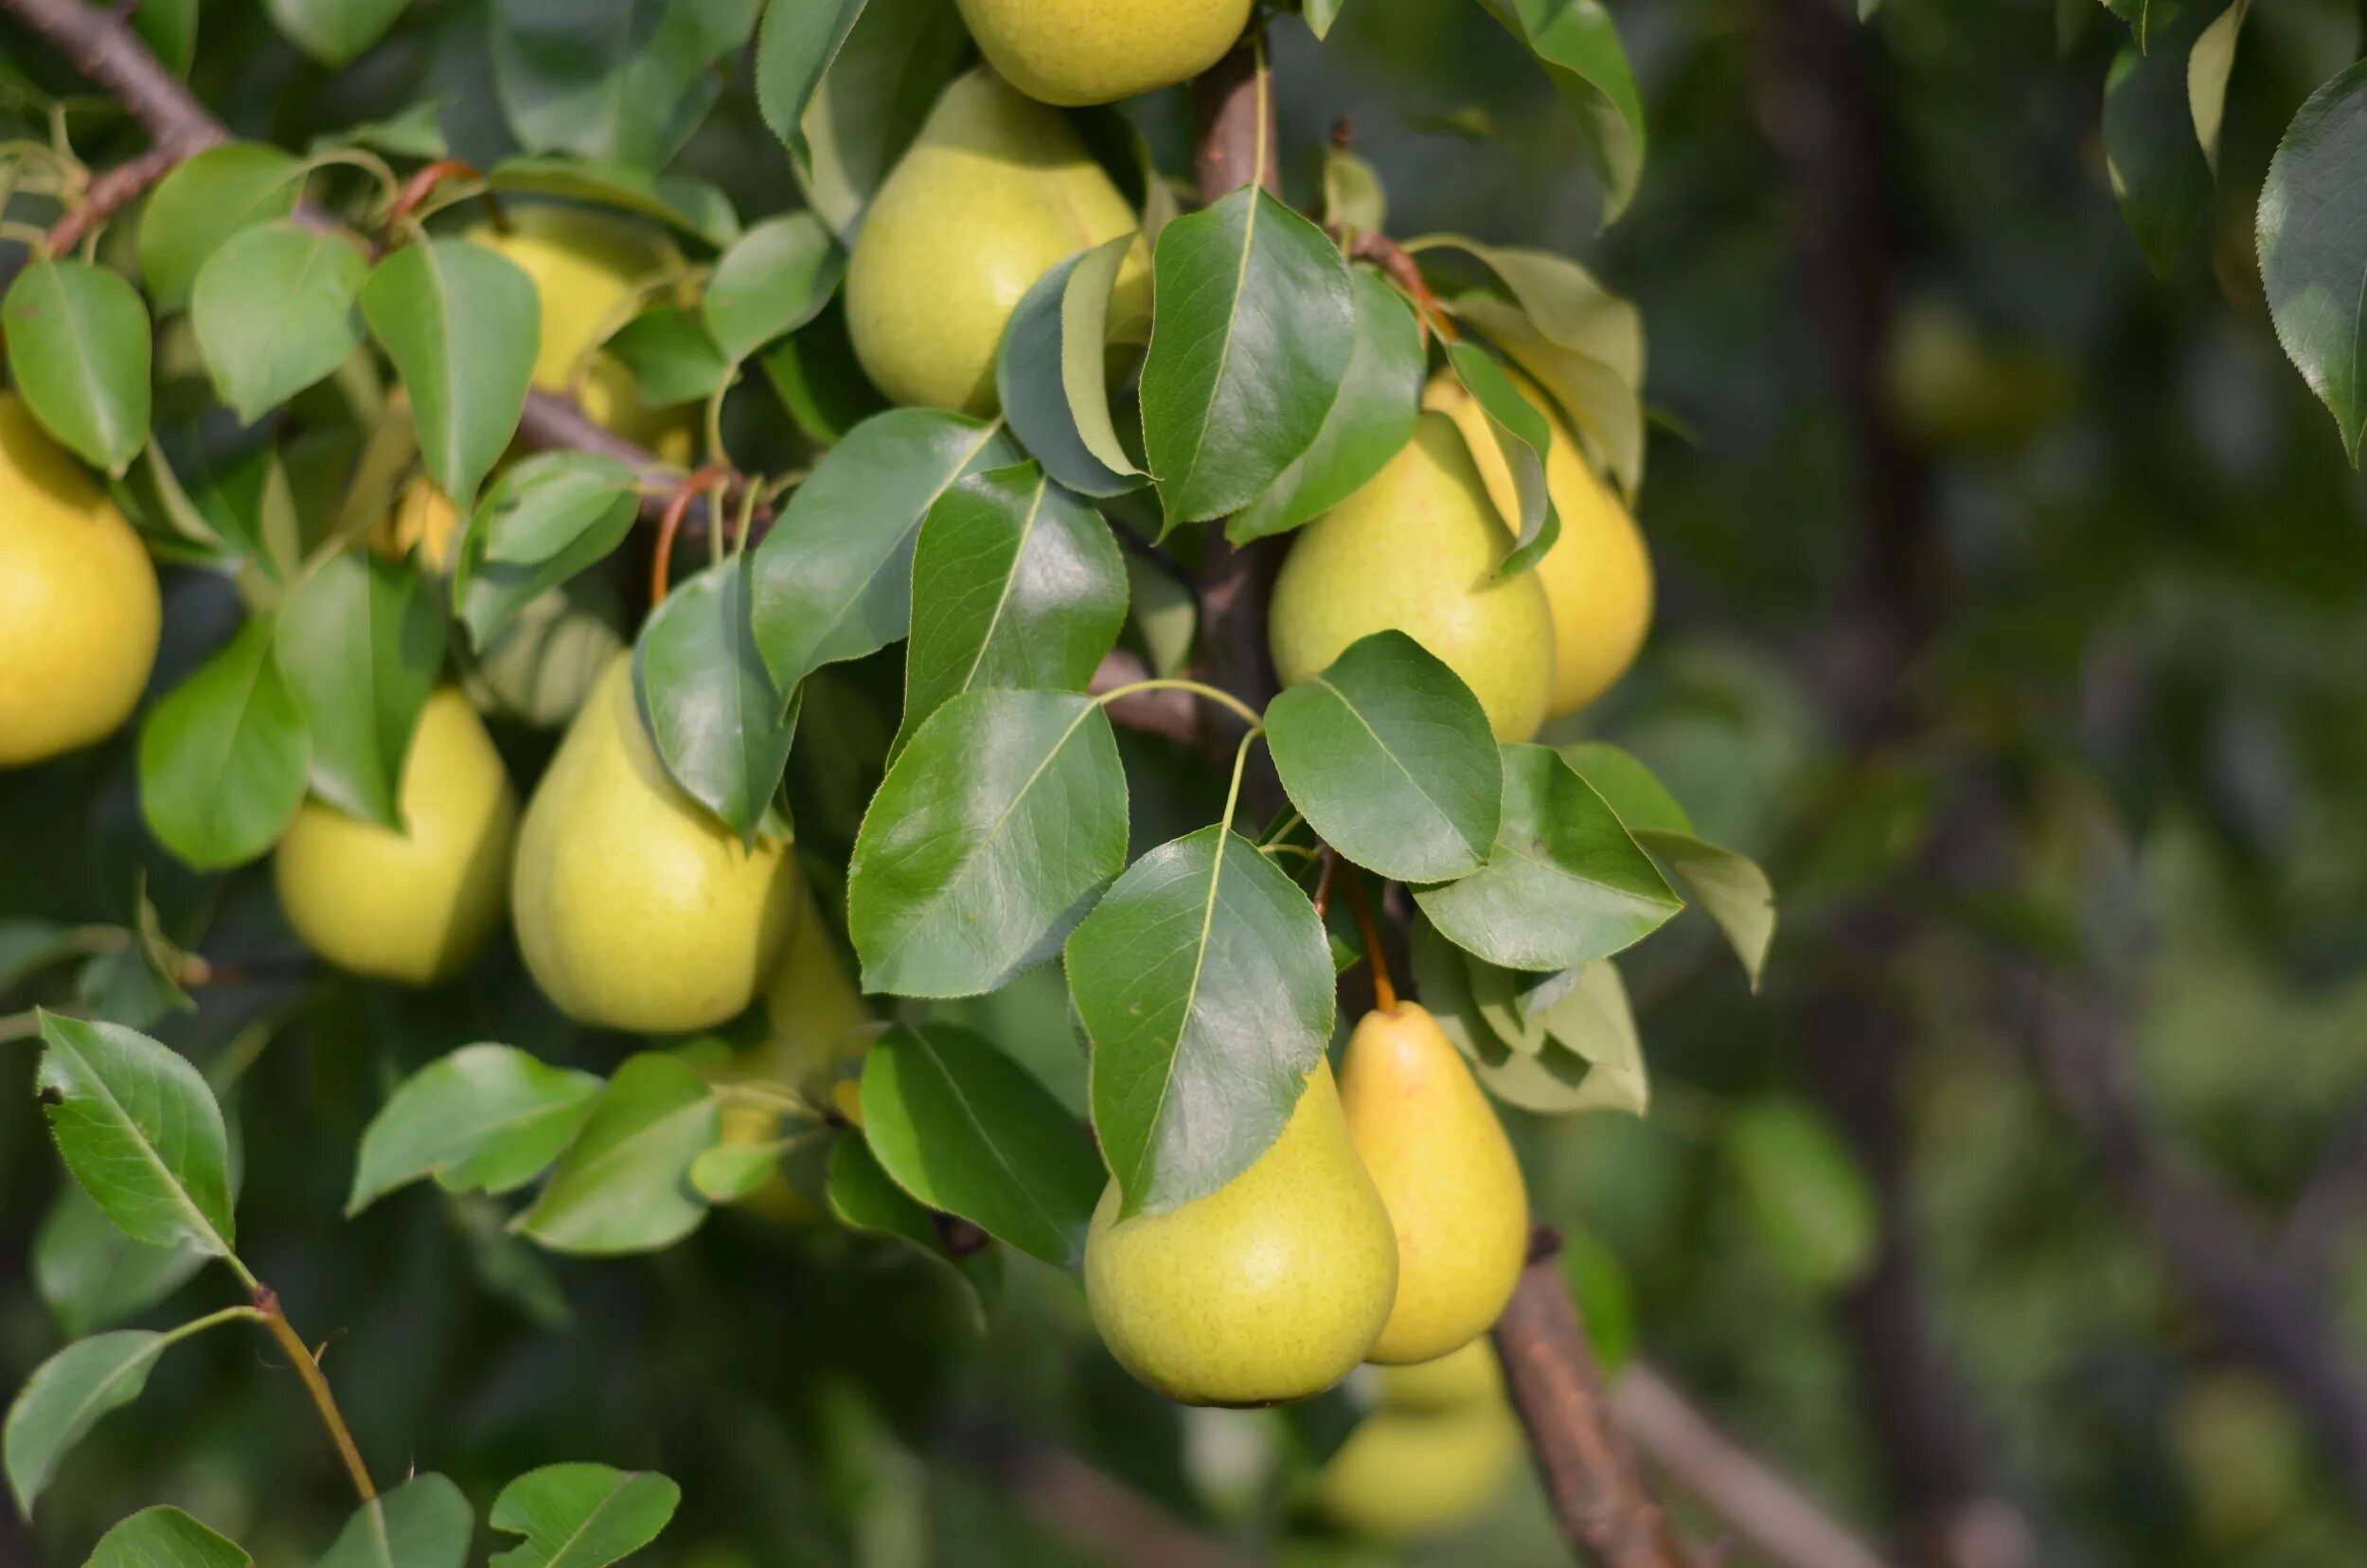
8,0 -> 2367,1564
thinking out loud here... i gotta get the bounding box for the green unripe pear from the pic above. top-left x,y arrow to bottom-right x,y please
1339,1002 -> 1529,1364
1269,415 -> 1555,743
1085,1063 -> 1399,1407
0,394 -> 160,766
844,69 -> 1147,416
273,689 -> 520,986
1313,1399 -> 1522,1541
954,0 -> 1254,106
510,653 -> 798,1033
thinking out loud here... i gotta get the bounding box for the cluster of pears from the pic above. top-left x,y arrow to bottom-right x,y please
1314,1340 -> 1523,1541
1086,1000 -> 1530,1407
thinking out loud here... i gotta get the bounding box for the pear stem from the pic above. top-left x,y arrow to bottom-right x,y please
253,1284 -> 377,1503
1343,868 -> 1395,1012
650,465 -> 732,604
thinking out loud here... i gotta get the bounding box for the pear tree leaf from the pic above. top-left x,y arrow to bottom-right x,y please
276,551 -> 447,831
858,1024 -> 1103,1267
1406,235 -> 1643,383
137,617 -> 311,872
1559,741 -> 1691,833
848,690 -> 1128,997
703,213 -> 844,362
757,302 -> 885,442
85,1507 -> 251,1568
899,464 -> 1130,755
131,0 -> 199,76
318,102 -> 452,161
32,1183 -> 209,1338
348,1044 -> 605,1216
190,223 -> 369,425
634,556 -> 800,839
491,0 -> 759,172
138,144 -> 307,314
602,308 -> 731,408
1726,1098 -> 1878,1292
1265,632 -> 1502,882
2189,0 -> 2251,176
6,1331 -> 169,1516
780,0 -> 967,237
35,1015 -> 235,1256
827,1131 -> 1001,1327
1414,743 -> 1681,972
2259,59 -> 2367,460
753,0 -> 870,174
688,1142 -> 784,1203
1474,0 -> 1646,225
1322,146 -> 1386,235
513,1054 -> 720,1256
489,1463 -> 681,1568
1306,0 -> 1348,40
749,409 -> 1021,690
314,1473 -> 473,1568
1417,930 -> 1644,1115
361,240 -> 541,503
2103,0 -> 2222,276
1067,826 -> 1335,1218
1137,186 -> 1357,528
484,158 -> 740,247
454,454 -> 643,647
1126,557 -> 1197,679
997,241 -> 1145,498
1441,340 -> 1559,577
264,0 -> 408,67
3,260 -> 151,477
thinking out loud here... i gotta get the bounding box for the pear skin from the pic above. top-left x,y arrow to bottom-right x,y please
1339,1003 -> 1530,1365
1314,1399 -> 1522,1540
1085,1063 -> 1398,1407
274,689 -> 520,986
0,394 -> 161,766
510,652 -> 797,1032
954,0 -> 1254,106
1373,1337 -> 1504,1414
1269,414 -> 1554,743
844,69 -> 1147,416
1425,371 -> 1652,719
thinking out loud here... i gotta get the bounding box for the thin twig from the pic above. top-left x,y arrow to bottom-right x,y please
41,140 -> 173,253
255,1285 -> 376,1502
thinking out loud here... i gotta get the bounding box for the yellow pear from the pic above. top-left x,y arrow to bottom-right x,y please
510,652 -> 798,1032
953,0 -> 1253,106
1085,1063 -> 1398,1407
0,394 -> 161,766
273,688 -> 519,985
844,69 -> 1147,416
1314,1399 -> 1522,1541
1424,371 -> 1651,720
1372,1337 -> 1504,1414
1339,1003 -> 1529,1365
1269,414 -> 1554,742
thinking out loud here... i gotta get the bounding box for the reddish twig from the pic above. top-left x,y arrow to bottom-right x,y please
378,157 -> 502,255
1342,867 -> 1396,1013
650,465 -> 732,605
41,141 -> 178,254
1310,846 -> 1339,921
1344,229 -> 1458,344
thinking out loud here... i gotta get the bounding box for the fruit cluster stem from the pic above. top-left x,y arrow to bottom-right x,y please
254,1285 -> 377,1503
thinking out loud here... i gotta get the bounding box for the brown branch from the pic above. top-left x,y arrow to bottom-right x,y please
1344,230 -> 1455,343
940,1417 -> 1254,1568
42,141 -> 178,253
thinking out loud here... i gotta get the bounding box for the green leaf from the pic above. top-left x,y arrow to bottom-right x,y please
1137,187 -> 1357,527
137,617 -> 311,871
1442,340 -> 1559,576
1414,922 -> 1643,1114
1474,0 -> 1646,224
785,0 -> 967,236
6,1331 -> 167,1515
1266,632 -> 1502,882
602,307 -> 731,408
858,1024 -> 1103,1267
489,1464 -> 681,1568
514,1054 -> 718,1255
753,0 -> 869,173
1726,1099 -> 1877,1292
1126,556 -> 1196,678
1455,294 -> 1644,499
1306,0 -> 1347,40
1413,743 -> 1680,971
265,0 -> 409,68
848,689 -> 1128,997
757,303 -> 884,442
313,1473 -> 473,1568
1322,146 -> 1386,235
1228,270 -> 1423,543
138,144 -> 306,314
485,158 -> 740,248
86,1506 -> 251,1568
748,408 -> 1019,689
492,0 -> 759,171
3,260 -> 152,477
348,1044 -> 605,1216
276,552 -> 447,830
2259,58 -> 2367,459
827,1131 -> 1001,1326
133,0 -> 200,75
320,102 -> 451,161
33,1184 -> 208,1337
996,241 -> 1146,498
703,213 -> 844,363
1636,830 -> 1775,990
1067,825 -> 1336,1218
899,464 -> 1129,753
2104,0 -> 2220,276
454,454 -> 642,647
35,1015 -> 235,1256
1530,959 -> 1647,1114
1408,235 -> 1644,383
2188,0 -> 2250,176
191,223 -> 370,425
361,240 -> 542,503
633,556 -> 798,838
689,1141 -> 785,1203
1559,740 -> 1691,834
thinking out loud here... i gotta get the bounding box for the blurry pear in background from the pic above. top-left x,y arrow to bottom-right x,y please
274,689 -> 520,986
1314,1397 -> 1522,1541
953,0 -> 1254,105
1270,414 -> 1554,742
1371,1337 -> 1504,1413
844,69 -> 1147,415
0,393 -> 161,766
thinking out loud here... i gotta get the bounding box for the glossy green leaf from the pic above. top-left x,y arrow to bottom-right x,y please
633,556 -> 798,837
2189,0 -> 2251,175
454,454 -> 642,646
1409,235 -> 1643,383
603,307 -> 730,408
6,1331 -> 167,1515
786,0 -> 967,236
997,241 -> 1144,498
849,690 -> 1128,997
276,552 -> 446,830
1137,187 -> 1356,528
1442,340 -> 1559,576
1560,740 -> 1691,834
4,260 -> 152,476
489,1464 -> 681,1568
859,1024 -> 1103,1267
313,1473 -> 473,1568
265,0 -> 409,67
1413,743 -> 1680,971
86,1507 -> 250,1568
1475,0 -> 1646,224
2260,58 -> 2367,459
753,0 -> 870,173
362,241 -> 540,503
514,1054 -> 719,1256
138,144 -> 306,314
827,1131 -> 1001,1326
1068,826 -> 1335,1217
137,617 -> 311,871
484,158 -> 740,248
703,212 -> 844,362
491,0 -> 758,171
2104,0 -> 2219,276
348,1044 -> 605,1216
35,1015 -> 234,1256
190,223 -> 370,424
899,464 -> 1129,753
757,303 -> 884,442
1727,1099 -> 1878,1292
32,1184 -> 208,1338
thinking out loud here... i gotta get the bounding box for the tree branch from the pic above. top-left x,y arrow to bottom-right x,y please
939,1417 -> 1254,1568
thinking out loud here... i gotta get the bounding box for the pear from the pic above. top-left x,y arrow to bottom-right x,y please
1339,1003 -> 1529,1365
954,0 -> 1254,106
1085,1062 -> 1398,1407
1372,1337 -> 1504,1414
273,688 -> 520,986
510,652 -> 798,1032
0,394 -> 161,766
1270,413 -> 1555,743
1313,1398 -> 1522,1541
844,69 -> 1147,416
1425,371 -> 1652,719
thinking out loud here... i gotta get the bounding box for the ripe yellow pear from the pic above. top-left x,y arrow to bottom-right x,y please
1372,1337 -> 1504,1413
510,652 -> 798,1033
1086,1063 -> 1398,1407
1339,1003 -> 1529,1364
273,688 -> 520,986
0,394 -> 160,766
844,69 -> 1147,416
1270,414 -> 1554,742
1314,1399 -> 1522,1541
1425,371 -> 1652,719
953,0 -> 1253,106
